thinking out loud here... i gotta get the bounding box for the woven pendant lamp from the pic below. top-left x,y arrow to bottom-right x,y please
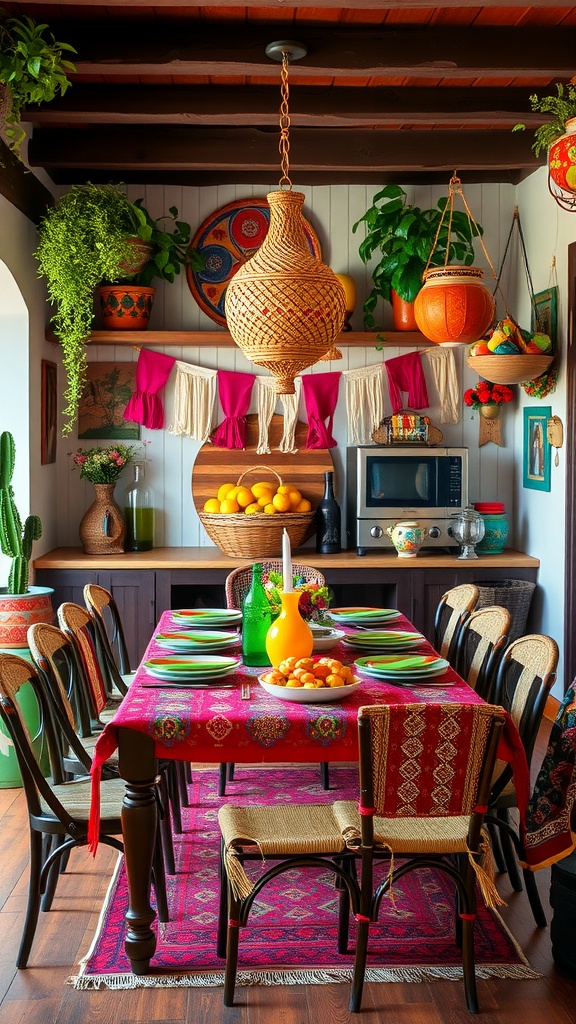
225,42 -> 346,393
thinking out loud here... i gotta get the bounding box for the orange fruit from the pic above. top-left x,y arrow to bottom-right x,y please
263,503 -> 277,514
236,486 -> 254,508
295,498 -> 311,513
272,493 -> 291,512
217,482 -> 236,503
203,498 -> 220,513
288,488 -> 303,508
257,492 -> 274,507
276,484 -> 292,495
251,481 -> 277,498
244,502 -> 261,515
220,498 -> 240,514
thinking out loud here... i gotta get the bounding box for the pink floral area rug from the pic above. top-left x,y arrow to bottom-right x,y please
71,766 -> 539,990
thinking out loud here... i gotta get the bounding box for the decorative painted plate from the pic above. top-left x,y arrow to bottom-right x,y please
186,197 -> 321,326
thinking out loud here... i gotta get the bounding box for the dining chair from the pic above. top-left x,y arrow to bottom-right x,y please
486,632 -> 559,927
434,583 -> 479,662
57,602 -> 121,729
217,701 -> 505,1013
224,561 -> 330,794
0,652 -> 168,968
453,604 -> 511,701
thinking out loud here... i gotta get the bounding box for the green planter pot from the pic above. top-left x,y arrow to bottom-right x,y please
0,647 -> 50,788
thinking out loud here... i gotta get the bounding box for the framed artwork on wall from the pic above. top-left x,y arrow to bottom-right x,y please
41,360 -> 57,465
532,286 -> 558,345
78,362 -> 140,440
523,405 -> 551,491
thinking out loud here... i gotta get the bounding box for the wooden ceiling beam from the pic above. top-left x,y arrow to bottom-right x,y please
25,84 -> 546,128
43,23 -> 576,80
13,0 -> 576,8
27,126 -> 542,174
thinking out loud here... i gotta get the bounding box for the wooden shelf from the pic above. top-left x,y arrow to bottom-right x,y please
47,329 -> 429,348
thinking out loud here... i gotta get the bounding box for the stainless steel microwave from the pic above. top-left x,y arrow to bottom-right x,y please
346,445 -> 468,554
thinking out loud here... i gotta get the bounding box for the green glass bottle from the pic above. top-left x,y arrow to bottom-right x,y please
241,563 -> 273,667
124,462 -> 155,552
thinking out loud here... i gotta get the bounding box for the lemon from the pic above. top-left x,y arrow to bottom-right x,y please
276,484 -> 292,495
251,481 -> 277,498
295,498 -> 311,512
288,488 -> 303,508
203,498 -> 220,513
226,486 -> 240,500
263,503 -> 277,514
236,486 -> 254,509
217,482 -> 236,503
244,502 -> 261,515
220,498 -> 240,514
257,492 -> 274,507
272,492 -> 291,512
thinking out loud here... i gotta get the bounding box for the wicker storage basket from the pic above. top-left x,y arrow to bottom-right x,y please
467,354 -> 553,385
197,466 -> 315,558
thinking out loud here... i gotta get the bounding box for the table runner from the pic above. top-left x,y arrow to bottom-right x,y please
89,611 -> 529,851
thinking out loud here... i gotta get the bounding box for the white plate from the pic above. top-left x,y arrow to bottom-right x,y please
258,675 -> 360,703
310,627 -> 345,652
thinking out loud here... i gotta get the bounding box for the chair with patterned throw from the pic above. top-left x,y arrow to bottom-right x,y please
218,701 -> 505,1013
434,583 -> 479,663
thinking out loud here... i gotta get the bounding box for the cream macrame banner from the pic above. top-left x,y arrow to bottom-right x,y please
168,361 -> 218,440
255,376 -> 302,454
423,346 -> 460,424
343,363 -> 385,444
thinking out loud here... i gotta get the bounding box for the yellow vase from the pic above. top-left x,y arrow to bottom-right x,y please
265,590 -> 313,668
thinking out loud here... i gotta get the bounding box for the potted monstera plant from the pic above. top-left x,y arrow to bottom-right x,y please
352,184 -> 483,331
0,14 -> 76,155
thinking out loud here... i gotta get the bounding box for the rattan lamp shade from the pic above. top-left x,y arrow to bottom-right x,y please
225,190 -> 346,394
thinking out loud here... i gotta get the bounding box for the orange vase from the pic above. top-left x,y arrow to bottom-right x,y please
265,590 -> 313,668
391,290 -> 418,331
414,267 -> 495,345
99,285 -> 156,330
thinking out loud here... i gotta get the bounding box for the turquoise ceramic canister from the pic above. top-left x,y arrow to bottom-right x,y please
475,513 -> 509,554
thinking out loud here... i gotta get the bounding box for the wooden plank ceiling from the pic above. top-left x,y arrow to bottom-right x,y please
4,0 -> 576,186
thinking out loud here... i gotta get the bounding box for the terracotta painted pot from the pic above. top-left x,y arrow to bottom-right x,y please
79,483 -> 125,555
548,118 -> 576,196
0,586 -> 54,649
118,237 -> 153,277
391,290 -> 418,331
414,266 -> 495,345
99,285 -> 155,330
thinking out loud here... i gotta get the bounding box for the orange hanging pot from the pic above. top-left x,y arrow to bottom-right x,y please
548,117 -> 576,201
413,266 -> 495,345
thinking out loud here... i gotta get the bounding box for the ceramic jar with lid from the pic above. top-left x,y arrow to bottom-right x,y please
474,502 -> 509,555
386,520 -> 428,558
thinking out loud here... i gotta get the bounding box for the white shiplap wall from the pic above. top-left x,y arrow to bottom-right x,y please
54,182 -> 519,550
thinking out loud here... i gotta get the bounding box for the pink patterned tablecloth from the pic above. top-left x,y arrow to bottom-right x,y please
89,610 -> 529,850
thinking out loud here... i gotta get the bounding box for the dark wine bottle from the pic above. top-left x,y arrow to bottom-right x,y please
316,471 -> 341,554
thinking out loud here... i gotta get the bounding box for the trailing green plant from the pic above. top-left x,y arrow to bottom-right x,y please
352,184 -> 482,329
0,431 -> 42,594
512,81 -> 576,157
0,13 -> 76,154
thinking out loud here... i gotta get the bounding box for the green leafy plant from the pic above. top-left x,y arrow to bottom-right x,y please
0,431 -> 42,594
116,200 -> 204,286
512,82 -> 576,156
0,13 -> 76,154
352,184 -> 483,329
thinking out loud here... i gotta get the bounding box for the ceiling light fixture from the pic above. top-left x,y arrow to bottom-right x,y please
225,41 -> 346,393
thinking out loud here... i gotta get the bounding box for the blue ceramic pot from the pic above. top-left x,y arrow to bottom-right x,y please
476,514 -> 509,554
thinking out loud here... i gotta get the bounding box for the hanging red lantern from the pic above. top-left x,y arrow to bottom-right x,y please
414,266 -> 495,345
548,118 -> 576,212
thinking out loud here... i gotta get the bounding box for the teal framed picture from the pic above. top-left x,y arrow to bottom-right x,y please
523,406 -> 551,491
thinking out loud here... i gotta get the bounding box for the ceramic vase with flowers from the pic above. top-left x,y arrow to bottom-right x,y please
70,443 -> 144,554
463,381 -> 514,447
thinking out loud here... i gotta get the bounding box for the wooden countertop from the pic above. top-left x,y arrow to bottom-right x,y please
33,547 -> 540,571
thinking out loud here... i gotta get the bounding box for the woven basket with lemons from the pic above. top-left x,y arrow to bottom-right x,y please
197,466 -> 316,558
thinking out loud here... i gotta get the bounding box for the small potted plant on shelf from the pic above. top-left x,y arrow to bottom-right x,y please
0,13 -> 76,155
352,184 -> 482,332
35,185 -> 203,435
0,431 -> 53,648
513,80 -> 576,207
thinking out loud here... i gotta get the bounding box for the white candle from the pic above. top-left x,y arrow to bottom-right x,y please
282,528 -> 293,592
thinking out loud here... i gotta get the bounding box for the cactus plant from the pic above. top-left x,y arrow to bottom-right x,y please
0,431 -> 42,594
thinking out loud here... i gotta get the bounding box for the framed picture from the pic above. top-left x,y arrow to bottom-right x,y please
78,362 -> 140,440
41,360 -> 58,465
523,406 -> 551,491
532,286 -> 558,347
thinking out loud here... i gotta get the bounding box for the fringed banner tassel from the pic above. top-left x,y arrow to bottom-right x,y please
343,363 -> 384,444
169,362 -> 217,440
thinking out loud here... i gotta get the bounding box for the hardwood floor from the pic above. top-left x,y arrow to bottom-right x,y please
0,722 -> 575,1024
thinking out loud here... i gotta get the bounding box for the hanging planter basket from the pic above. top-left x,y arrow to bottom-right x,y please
467,353 -> 553,385
548,117 -> 576,212
414,266 -> 495,345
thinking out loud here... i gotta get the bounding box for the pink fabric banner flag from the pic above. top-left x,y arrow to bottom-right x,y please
302,372 -> 341,449
385,351 -> 429,414
123,348 -> 176,429
211,369 -> 256,449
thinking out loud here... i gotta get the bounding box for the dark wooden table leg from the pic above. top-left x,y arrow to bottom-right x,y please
118,728 -> 158,974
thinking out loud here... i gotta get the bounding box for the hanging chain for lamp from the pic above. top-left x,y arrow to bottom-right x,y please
278,52 -> 292,189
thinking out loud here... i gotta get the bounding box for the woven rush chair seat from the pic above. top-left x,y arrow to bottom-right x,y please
486,633 -> 558,927
332,805 -> 474,854
454,605 -> 511,702
0,652 -> 168,969
223,561 -> 329,797
434,583 -> 479,662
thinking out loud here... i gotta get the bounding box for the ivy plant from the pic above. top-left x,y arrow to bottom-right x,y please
513,81 -> 576,156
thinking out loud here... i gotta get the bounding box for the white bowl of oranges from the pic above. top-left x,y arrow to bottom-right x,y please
197,466 -> 316,558
258,656 -> 360,703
